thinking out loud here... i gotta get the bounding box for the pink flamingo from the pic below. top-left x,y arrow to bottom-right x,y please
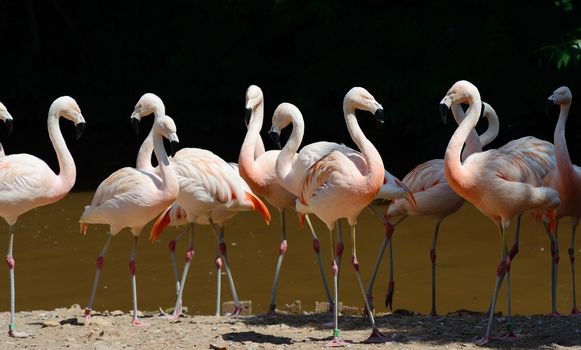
0,97 -> 85,337
269,88 -> 388,345
540,86 -> 581,316
439,80 -> 560,345
366,102 -> 498,315
0,101 -> 13,157
149,148 -> 271,318
79,114 -> 179,326
239,85 -> 333,315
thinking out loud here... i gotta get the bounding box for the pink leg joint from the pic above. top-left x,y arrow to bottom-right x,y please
336,242 -> 344,258
96,256 -> 104,270
569,248 -> 575,264
129,260 -> 136,275
219,242 -> 227,255
185,248 -> 194,262
215,256 -> 223,269
351,256 -> 360,271
385,222 -> 395,239
312,239 -> 320,253
331,260 -> 339,276
279,240 -> 288,255
429,249 -> 436,264
6,256 -> 14,270
168,240 -> 177,252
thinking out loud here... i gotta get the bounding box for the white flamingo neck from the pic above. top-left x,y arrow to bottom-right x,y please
451,104 -> 482,160
152,131 -> 177,193
239,100 -> 264,183
343,107 -> 384,190
445,95 -> 482,189
275,111 -> 304,189
47,111 -> 76,191
479,107 -> 499,148
135,110 -> 165,170
554,103 -> 573,177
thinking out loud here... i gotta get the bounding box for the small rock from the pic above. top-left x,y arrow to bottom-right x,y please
42,320 -> 60,328
129,310 -> 143,317
110,310 -> 124,316
89,317 -> 112,327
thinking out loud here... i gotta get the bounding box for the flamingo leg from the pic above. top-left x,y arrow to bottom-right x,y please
498,215 -> 521,340
336,221 -> 344,292
169,229 -> 187,306
429,221 -> 442,317
350,226 -> 390,343
129,236 -> 146,327
6,225 -> 27,338
168,224 -> 195,320
84,234 -> 112,322
210,220 -> 241,316
475,224 -> 509,345
385,237 -> 395,310
326,226 -> 346,347
214,237 -> 223,317
569,219 -> 579,315
544,220 -> 560,316
267,210 -> 288,315
304,214 -> 333,308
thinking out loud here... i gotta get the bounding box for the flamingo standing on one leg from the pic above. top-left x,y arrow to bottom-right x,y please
269,88 -> 389,345
539,86 -> 581,316
148,150 -> 271,318
0,97 -> 85,337
366,102 -> 498,315
239,85 -> 333,315
80,115 -> 179,326
0,101 -> 14,157
439,80 -> 560,345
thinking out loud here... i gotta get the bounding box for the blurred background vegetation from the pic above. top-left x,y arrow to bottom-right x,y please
0,0 -> 579,189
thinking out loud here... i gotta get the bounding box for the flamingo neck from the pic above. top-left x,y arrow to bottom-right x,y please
343,106 -> 384,193
136,109 -> 165,170
152,131 -> 178,195
47,111 -> 76,192
444,96 -> 482,193
275,112 -> 304,190
451,104 -> 482,161
239,99 -> 264,187
479,107 -> 499,148
554,103 -> 573,179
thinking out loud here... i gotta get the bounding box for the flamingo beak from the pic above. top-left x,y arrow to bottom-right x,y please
269,130 -> 281,149
244,107 -> 252,127
375,108 -> 384,129
75,122 -> 86,140
131,117 -> 140,134
4,118 -> 13,136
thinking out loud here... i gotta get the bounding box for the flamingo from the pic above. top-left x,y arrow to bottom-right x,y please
148,148 -> 271,318
540,86 -> 581,316
269,88 -> 388,345
439,80 -> 560,345
79,114 -> 179,326
365,102 -> 498,315
239,85 -> 332,315
0,101 -> 14,157
0,97 -> 85,337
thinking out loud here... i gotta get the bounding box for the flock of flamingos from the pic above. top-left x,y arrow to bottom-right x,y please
0,80 -> 578,346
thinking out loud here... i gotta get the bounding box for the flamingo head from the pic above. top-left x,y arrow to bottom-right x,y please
51,96 -> 86,140
344,87 -> 384,129
546,86 -> 572,115
244,85 -> 264,126
154,115 -> 179,156
439,80 -> 480,124
0,102 -> 13,136
269,102 -> 302,149
130,93 -> 165,134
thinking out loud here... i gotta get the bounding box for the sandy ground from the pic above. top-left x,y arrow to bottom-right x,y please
0,305 -> 580,349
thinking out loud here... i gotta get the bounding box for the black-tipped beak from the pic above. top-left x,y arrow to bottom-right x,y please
479,103 -> 485,119
75,122 -> 86,140
4,119 -> 13,136
545,99 -> 557,116
269,131 -> 282,149
439,103 -> 450,124
170,141 -> 179,157
375,108 -> 385,129
244,107 -> 252,127
131,117 -> 140,135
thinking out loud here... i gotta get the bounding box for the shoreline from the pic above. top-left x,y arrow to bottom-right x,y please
0,305 -> 580,349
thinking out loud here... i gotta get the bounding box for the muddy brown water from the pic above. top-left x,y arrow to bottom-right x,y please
0,191 -> 578,316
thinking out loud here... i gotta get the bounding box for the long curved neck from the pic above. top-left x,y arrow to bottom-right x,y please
479,107 -> 499,148
275,113 -> 304,188
136,110 -> 164,170
238,100 -> 264,185
554,102 -> 573,179
444,96 -> 482,192
48,112 -> 76,191
152,130 -> 178,193
451,104 -> 482,161
343,105 -> 384,192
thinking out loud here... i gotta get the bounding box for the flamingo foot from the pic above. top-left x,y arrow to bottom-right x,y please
363,328 -> 391,343
226,305 -> 241,317
326,338 -> 347,347
429,309 -> 439,317
158,307 -> 182,320
546,311 -> 561,317
473,336 -> 490,346
9,330 -> 29,338
83,308 -> 92,321
495,331 -> 517,341
385,283 -> 395,310
131,319 -> 147,327
363,294 -> 374,319
570,308 -> 581,316
322,321 -> 335,328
